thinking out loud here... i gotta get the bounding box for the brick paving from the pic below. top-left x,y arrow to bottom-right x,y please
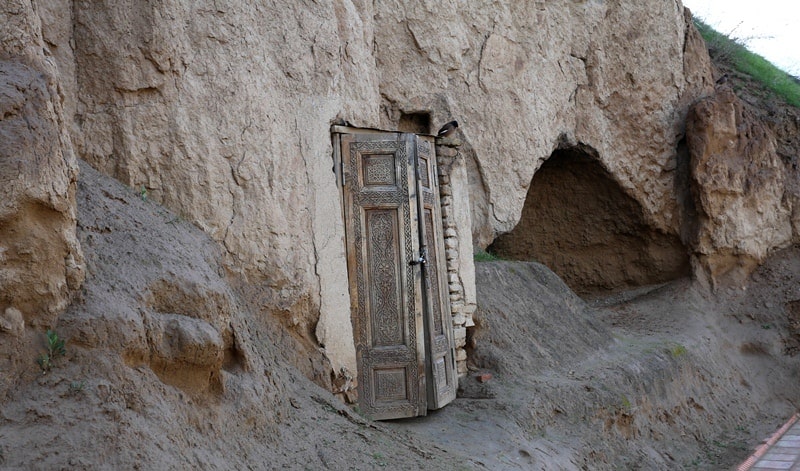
739,414 -> 800,471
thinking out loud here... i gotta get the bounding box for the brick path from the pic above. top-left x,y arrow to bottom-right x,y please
739,414 -> 800,471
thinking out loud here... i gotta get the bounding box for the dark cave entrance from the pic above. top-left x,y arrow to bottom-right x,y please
399,111 -> 432,134
489,146 -> 690,295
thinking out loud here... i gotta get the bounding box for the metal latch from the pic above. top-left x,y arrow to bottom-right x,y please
409,248 -> 428,266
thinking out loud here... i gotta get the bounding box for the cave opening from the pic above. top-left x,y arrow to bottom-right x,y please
398,111 -> 431,134
489,146 -> 691,296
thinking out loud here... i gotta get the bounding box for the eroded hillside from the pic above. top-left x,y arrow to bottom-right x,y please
0,161 -> 473,470
3,0 -> 800,469
4,159 -> 798,470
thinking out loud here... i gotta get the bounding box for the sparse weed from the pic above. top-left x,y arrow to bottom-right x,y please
474,249 -> 502,262
352,405 -> 366,418
139,185 -> 148,201
372,452 -> 387,467
36,329 -> 66,373
69,380 -> 86,393
669,343 -> 688,358
735,425 -> 750,434
620,394 -> 632,412
36,353 -> 51,372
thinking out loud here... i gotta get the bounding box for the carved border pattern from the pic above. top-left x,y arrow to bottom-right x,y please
349,139 -> 418,414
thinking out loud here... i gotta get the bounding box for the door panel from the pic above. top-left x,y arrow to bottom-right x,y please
340,133 -> 426,420
365,209 -> 403,347
415,137 -> 457,409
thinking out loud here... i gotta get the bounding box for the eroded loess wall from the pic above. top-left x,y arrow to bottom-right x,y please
56,0 -> 383,377
32,0 -> 713,375
6,0 -> 749,381
1,1 -> 84,394
686,87 -> 792,285
373,2 -> 714,247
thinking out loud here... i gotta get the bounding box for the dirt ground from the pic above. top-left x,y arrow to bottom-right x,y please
0,159 -> 798,470
388,259 -> 800,469
0,162 -> 473,470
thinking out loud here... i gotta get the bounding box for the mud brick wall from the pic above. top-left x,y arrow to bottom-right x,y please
435,139 -> 477,377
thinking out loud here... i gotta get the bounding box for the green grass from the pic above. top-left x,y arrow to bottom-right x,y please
620,394 -> 632,412
694,18 -> 800,107
473,248 -> 503,262
669,343 -> 688,358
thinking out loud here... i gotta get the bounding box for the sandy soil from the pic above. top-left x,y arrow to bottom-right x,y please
388,260 -> 800,470
1,162 -> 799,470
0,161 -> 473,470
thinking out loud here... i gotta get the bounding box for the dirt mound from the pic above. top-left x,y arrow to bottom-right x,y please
388,260 -> 800,470
0,161 -> 471,470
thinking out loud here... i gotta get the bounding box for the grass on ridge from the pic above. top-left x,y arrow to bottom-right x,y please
473,248 -> 503,262
693,18 -> 800,108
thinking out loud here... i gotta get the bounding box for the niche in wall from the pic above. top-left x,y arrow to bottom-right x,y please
489,146 -> 690,295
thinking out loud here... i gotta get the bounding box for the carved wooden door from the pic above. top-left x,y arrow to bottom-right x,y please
334,127 -> 456,420
413,136 -> 458,410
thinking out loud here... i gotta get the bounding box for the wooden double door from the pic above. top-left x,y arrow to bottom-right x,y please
333,127 -> 457,420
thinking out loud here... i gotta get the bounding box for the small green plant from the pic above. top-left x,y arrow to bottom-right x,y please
139,185 -> 148,201
735,425 -> 750,434
473,248 -> 502,262
36,353 -> 51,372
669,343 -> 688,358
372,452 -> 387,467
69,380 -> 86,393
620,394 -> 632,412
353,405 -> 372,421
36,329 -> 66,373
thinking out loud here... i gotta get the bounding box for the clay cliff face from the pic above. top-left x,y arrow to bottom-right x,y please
375,2 -> 713,247
1,1 -> 84,388
687,87 -> 792,284
55,4 -> 706,284
5,0 -> 796,379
